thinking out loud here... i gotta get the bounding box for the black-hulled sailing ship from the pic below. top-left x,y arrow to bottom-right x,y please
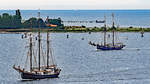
13,12 -> 61,79
89,13 -> 126,50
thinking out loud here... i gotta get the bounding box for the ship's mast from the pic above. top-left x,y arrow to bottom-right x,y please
104,14 -> 107,46
112,13 -> 115,46
38,11 -> 41,71
46,16 -> 50,67
30,19 -> 33,72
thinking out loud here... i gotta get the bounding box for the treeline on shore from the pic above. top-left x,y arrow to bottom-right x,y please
64,27 -> 150,32
2,27 -> 150,33
0,9 -> 64,29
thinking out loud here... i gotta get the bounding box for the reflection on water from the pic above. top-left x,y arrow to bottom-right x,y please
0,32 -> 150,84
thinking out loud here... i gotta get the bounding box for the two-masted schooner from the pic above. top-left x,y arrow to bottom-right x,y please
89,13 -> 126,50
13,12 -> 61,79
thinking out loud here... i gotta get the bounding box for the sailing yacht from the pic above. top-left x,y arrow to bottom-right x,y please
13,12 -> 61,79
89,13 -> 126,50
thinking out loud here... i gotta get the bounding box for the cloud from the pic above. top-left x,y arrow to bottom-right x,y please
0,0 -> 149,9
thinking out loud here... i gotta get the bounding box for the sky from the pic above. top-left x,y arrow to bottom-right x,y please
0,0 -> 150,10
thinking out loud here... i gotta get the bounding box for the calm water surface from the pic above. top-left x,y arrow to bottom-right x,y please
0,32 -> 150,84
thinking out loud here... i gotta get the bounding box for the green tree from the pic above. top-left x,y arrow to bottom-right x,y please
1,13 -> 12,28
38,18 -> 46,28
23,18 -> 46,28
23,17 -> 38,28
14,9 -> 22,28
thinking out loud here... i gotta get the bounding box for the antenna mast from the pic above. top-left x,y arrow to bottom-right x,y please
29,19 -> 33,72
38,10 -> 41,71
46,16 -> 50,67
104,14 -> 107,46
112,13 -> 115,46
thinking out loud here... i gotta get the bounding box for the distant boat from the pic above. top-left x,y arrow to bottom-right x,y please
89,13 -> 126,50
141,28 -> 144,37
13,12 -> 61,80
67,34 -> 69,38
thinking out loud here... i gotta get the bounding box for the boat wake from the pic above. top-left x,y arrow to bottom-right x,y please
60,67 -> 150,83
124,48 -> 150,51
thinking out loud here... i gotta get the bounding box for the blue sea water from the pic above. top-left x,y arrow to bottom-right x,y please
0,10 -> 150,27
1,32 -> 150,84
1,10 -> 150,84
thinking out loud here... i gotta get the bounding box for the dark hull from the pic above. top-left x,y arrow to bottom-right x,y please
97,45 -> 125,50
21,72 -> 59,79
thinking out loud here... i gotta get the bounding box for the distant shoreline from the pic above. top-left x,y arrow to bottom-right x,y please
0,27 -> 149,33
